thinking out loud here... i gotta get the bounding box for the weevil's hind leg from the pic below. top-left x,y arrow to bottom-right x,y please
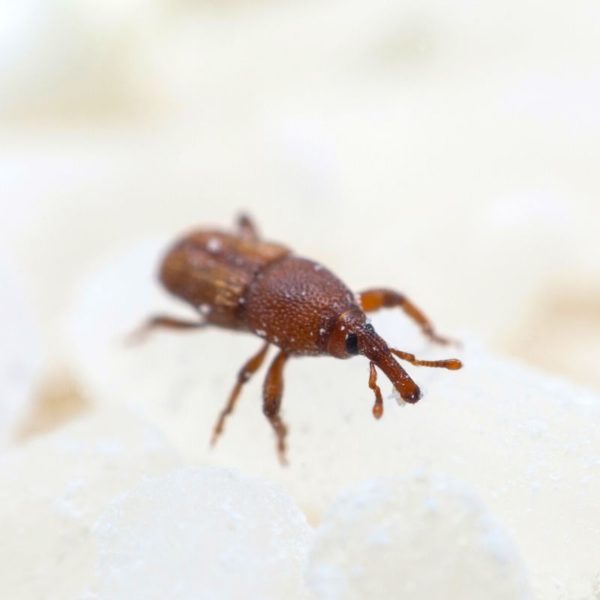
368,362 -> 384,419
390,348 -> 462,370
262,350 -> 290,465
237,213 -> 260,241
211,341 -> 270,447
358,288 -> 457,346
127,315 -> 207,345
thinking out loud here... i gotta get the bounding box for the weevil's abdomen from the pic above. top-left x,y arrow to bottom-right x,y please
159,230 -> 289,328
243,256 -> 359,355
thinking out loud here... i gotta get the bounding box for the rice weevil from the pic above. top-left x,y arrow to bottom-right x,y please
135,215 -> 462,464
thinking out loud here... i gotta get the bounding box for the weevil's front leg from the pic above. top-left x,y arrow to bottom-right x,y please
211,341 -> 270,446
237,213 -> 260,241
358,288 -> 455,345
263,350 -> 290,465
390,348 -> 462,370
368,362 -> 384,419
127,315 -> 207,344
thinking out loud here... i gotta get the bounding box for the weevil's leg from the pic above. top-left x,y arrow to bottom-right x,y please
127,315 -> 206,344
237,213 -> 260,241
358,288 -> 456,345
368,362 -> 384,419
390,348 -> 462,370
262,350 -> 290,465
211,341 -> 270,447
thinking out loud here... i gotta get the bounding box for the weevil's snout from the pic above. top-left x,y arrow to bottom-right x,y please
380,360 -> 421,404
358,325 -> 422,403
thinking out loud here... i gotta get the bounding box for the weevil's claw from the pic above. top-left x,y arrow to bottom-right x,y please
210,419 -> 226,449
275,426 -> 289,466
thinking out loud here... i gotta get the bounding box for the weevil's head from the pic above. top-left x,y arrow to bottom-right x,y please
326,308 -> 421,403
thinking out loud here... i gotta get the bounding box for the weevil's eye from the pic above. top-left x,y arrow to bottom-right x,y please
345,333 -> 359,355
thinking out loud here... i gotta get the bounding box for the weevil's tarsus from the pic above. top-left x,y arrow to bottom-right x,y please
358,288 -> 457,346
263,350 -> 289,466
368,361 -> 384,419
211,341 -> 270,447
127,314 -> 207,345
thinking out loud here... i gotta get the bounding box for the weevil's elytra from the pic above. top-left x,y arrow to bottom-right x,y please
135,215 -> 463,465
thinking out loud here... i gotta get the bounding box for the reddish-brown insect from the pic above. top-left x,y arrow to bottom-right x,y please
136,215 -> 462,464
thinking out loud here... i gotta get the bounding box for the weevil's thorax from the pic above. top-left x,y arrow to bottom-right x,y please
159,230 -> 289,328
243,256 -> 360,355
